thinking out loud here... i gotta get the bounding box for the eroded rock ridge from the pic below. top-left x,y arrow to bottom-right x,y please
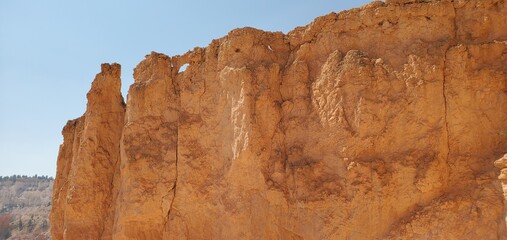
51,0 -> 507,239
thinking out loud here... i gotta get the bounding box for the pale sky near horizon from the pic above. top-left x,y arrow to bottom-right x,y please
0,0 -> 372,177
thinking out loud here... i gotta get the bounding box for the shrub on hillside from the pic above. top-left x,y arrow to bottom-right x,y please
0,213 -> 12,239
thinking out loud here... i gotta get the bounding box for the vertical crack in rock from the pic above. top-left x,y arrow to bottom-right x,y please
170,57 -> 179,96
450,0 -> 458,41
442,46 -> 452,183
441,2 -> 458,179
164,57 -> 179,230
165,127 -> 178,228
443,0 -> 454,164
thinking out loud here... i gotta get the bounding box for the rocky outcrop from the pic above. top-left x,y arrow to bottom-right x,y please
50,0 -> 507,239
50,64 -> 125,239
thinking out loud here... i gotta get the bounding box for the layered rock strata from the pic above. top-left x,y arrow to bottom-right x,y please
51,0 -> 507,239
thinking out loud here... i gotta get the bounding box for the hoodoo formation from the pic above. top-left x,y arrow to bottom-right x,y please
50,0 -> 507,239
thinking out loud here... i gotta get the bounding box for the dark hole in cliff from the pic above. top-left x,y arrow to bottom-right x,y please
178,63 -> 189,73
425,16 -> 431,20
235,48 -> 240,53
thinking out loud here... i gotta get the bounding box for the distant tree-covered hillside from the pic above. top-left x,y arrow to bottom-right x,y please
0,175 -> 53,240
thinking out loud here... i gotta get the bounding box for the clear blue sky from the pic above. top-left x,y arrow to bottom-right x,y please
0,0 -> 372,177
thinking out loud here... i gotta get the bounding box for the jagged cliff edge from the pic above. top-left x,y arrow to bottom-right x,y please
50,0 -> 507,239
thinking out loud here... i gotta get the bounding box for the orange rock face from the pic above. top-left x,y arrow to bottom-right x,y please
50,63 -> 125,239
50,0 -> 507,239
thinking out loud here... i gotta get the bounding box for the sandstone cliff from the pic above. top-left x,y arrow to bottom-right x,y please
50,0 -> 507,239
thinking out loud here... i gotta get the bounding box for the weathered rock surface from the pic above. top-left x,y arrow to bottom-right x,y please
496,153 -> 507,235
50,64 -> 125,239
51,0 -> 507,239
